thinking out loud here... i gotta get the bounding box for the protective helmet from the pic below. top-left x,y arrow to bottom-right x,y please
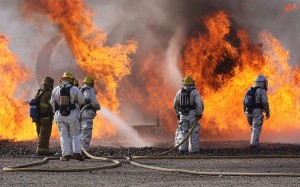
73,78 -> 79,87
182,76 -> 194,86
42,76 -> 54,86
254,74 -> 268,90
254,74 -> 267,82
62,71 -> 74,79
61,71 -> 74,83
83,76 -> 94,84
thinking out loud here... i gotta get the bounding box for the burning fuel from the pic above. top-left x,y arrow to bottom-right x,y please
0,35 -> 33,141
0,1 -> 299,143
284,3 -> 298,12
22,0 -> 137,139
180,11 -> 300,140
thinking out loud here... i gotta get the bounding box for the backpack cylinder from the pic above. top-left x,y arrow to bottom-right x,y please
29,99 -> 38,122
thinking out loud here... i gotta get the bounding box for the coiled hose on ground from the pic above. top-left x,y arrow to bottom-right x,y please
126,118 -> 300,177
3,104 -> 121,172
3,106 -> 300,177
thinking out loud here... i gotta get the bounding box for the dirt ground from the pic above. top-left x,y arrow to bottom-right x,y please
1,141 -> 300,187
1,157 -> 300,186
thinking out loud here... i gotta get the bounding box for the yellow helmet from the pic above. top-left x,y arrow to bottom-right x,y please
61,71 -> 74,82
83,76 -> 94,84
62,71 -> 74,79
182,76 -> 194,86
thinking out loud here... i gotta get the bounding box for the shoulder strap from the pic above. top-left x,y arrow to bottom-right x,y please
251,87 -> 263,108
60,84 -> 73,90
81,86 -> 90,93
35,89 -> 42,99
35,88 -> 50,99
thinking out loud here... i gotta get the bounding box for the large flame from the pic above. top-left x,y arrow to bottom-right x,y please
22,0 -> 137,138
118,10 -> 300,142
180,11 -> 300,140
2,3 -> 299,143
0,35 -> 33,141
119,55 -> 177,132
284,3 -> 298,12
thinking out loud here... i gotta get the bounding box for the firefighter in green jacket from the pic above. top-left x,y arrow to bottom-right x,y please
35,76 -> 54,155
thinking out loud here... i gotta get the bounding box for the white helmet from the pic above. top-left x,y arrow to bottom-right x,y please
254,74 -> 268,90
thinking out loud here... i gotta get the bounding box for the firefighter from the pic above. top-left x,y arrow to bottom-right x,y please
50,71 -> 85,161
173,76 -> 204,153
80,76 -> 101,153
35,76 -> 54,155
244,74 -> 270,149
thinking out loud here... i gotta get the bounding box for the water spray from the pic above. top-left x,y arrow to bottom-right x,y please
99,107 -> 151,147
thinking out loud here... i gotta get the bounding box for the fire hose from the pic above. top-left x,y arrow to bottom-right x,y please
3,104 -> 121,172
2,155 -> 121,172
133,117 -> 201,158
3,107 -> 300,177
125,117 -> 300,177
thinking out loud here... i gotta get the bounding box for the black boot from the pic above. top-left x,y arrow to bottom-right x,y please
249,145 -> 260,154
60,155 -> 70,161
74,153 -> 85,161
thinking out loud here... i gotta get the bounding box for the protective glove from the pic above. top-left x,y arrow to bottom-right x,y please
266,112 -> 270,119
195,114 -> 202,119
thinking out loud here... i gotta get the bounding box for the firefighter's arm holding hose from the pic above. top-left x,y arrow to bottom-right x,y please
82,88 -> 101,112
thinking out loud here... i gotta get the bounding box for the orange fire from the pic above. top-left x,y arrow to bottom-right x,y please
284,3 -> 298,12
22,0 -> 137,139
120,55 -> 177,132
0,35 -> 34,141
180,11 -> 300,140
3,2 -> 299,144
112,10 -> 300,142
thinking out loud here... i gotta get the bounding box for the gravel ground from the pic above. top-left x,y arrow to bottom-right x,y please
1,140 -> 300,157
1,141 -> 300,186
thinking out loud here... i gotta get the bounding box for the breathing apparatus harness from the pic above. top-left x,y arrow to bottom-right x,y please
178,87 -> 196,115
243,86 -> 263,113
55,85 -> 76,116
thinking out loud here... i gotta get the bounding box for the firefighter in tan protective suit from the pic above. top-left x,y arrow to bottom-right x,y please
35,76 -> 54,155
80,76 -> 101,153
50,71 -> 84,161
173,76 -> 204,153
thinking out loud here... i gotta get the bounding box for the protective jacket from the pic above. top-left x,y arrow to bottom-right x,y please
81,84 -> 101,122
244,81 -> 270,146
173,85 -> 204,153
35,86 -> 54,155
36,88 -> 53,123
50,80 -> 84,157
50,81 -> 84,122
244,81 -> 270,117
173,85 -> 204,118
